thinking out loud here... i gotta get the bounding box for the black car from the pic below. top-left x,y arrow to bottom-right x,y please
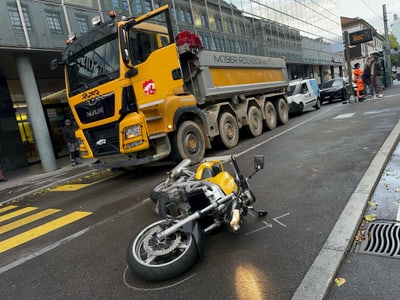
320,78 -> 351,104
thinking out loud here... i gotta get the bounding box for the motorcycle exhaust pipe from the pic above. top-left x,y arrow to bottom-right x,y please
169,158 -> 191,179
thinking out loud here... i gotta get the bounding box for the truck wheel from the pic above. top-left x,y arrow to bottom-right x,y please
246,106 -> 263,137
263,101 -> 277,130
314,97 -> 321,110
217,112 -> 239,149
275,98 -> 289,125
172,120 -> 205,164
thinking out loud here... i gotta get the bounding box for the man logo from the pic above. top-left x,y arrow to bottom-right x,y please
96,138 -> 107,146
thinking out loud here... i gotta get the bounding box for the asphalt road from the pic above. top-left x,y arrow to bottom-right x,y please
1,88 -> 399,299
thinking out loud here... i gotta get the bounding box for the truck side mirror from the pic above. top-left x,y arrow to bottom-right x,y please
254,155 -> 264,171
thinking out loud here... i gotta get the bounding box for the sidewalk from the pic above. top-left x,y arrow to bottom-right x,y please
0,156 -> 98,205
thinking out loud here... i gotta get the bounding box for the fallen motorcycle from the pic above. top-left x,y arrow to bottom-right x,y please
126,154 -> 267,281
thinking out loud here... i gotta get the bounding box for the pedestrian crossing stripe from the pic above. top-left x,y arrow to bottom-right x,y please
0,207 -> 38,223
0,208 -> 61,234
0,205 -> 18,213
0,211 -> 92,253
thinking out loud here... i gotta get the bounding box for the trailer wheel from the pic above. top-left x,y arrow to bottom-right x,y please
263,101 -> 277,130
172,120 -> 205,164
216,112 -> 239,149
275,98 -> 289,125
246,106 -> 263,137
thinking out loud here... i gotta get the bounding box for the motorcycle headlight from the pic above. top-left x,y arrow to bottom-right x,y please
125,124 -> 141,139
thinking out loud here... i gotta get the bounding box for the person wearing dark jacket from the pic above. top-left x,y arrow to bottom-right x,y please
370,54 -> 383,99
62,119 -> 80,166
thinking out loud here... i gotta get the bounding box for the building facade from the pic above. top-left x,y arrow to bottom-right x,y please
0,0 -> 345,172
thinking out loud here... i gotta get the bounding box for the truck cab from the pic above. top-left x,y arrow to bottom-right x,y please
287,78 -> 320,114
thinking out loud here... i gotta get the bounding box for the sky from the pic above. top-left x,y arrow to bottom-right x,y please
339,0 -> 400,33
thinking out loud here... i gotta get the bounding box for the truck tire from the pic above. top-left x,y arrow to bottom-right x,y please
172,120 -> 205,164
246,106 -> 263,137
263,101 -> 277,130
275,98 -> 289,125
217,111 -> 239,149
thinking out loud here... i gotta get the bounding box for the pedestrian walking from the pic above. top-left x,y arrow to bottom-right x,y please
353,63 -> 364,102
62,119 -> 80,166
370,53 -> 383,99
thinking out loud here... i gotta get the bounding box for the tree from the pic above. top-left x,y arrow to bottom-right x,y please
389,32 -> 400,67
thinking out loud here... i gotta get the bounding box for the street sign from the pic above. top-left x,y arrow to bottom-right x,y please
349,28 -> 373,45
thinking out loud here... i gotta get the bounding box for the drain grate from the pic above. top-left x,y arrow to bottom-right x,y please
355,221 -> 400,258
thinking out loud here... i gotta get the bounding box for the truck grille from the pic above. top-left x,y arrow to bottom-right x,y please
84,123 -> 119,156
76,92 -> 115,124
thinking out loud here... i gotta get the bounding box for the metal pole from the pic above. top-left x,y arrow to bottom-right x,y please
344,31 -> 355,103
383,4 -> 392,87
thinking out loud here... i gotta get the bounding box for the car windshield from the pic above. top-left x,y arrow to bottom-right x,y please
321,79 -> 342,89
66,33 -> 120,95
288,83 -> 301,96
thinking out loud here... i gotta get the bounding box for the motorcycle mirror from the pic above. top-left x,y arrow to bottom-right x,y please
254,155 -> 264,171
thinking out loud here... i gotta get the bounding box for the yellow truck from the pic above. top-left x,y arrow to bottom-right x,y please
53,5 -> 289,169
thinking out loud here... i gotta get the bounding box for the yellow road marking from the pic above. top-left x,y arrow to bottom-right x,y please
0,211 -> 92,253
0,207 -> 38,223
0,209 -> 61,234
51,176 -> 116,192
0,205 -> 18,213
51,184 -> 91,191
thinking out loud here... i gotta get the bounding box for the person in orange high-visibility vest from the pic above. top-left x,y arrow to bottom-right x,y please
353,63 -> 364,101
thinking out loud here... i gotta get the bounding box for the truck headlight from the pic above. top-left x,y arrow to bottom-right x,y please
125,124 -> 141,139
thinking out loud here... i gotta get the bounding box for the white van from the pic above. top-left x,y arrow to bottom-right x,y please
287,79 -> 321,114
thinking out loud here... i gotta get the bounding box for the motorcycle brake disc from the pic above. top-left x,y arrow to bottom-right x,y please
143,224 -> 182,256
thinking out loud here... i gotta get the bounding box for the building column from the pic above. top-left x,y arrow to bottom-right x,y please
16,55 -> 57,172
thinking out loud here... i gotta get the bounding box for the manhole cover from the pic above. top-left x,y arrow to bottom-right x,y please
355,221 -> 400,258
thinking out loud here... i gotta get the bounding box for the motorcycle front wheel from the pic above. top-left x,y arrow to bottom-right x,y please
127,219 -> 201,281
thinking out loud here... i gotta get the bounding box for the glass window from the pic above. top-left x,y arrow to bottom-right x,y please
76,15 -> 89,34
145,0 -> 151,12
112,0 -> 120,10
186,10 -> 193,25
46,11 -> 63,35
8,4 -> 33,32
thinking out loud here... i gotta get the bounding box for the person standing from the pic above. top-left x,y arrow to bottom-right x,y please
62,119 -> 80,166
353,63 -> 364,101
370,54 -> 383,99
362,59 -> 372,98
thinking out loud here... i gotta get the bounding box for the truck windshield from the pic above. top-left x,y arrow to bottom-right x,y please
66,33 -> 119,96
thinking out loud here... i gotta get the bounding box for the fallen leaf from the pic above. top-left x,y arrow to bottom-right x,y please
368,201 -> 377,209
365,214 -> 376,222
335,277 -> 346,287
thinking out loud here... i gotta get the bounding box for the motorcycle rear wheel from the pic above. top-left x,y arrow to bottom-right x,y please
127,219 -> 201,281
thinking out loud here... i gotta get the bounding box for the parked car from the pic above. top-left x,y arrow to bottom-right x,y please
320,78 -> 351,104
287,78 -> 321,114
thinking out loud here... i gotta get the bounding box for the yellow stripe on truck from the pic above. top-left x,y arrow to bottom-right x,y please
210,68 -> 284,87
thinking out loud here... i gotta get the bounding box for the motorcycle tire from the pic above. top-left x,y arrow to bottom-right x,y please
127,219 -> 202,282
